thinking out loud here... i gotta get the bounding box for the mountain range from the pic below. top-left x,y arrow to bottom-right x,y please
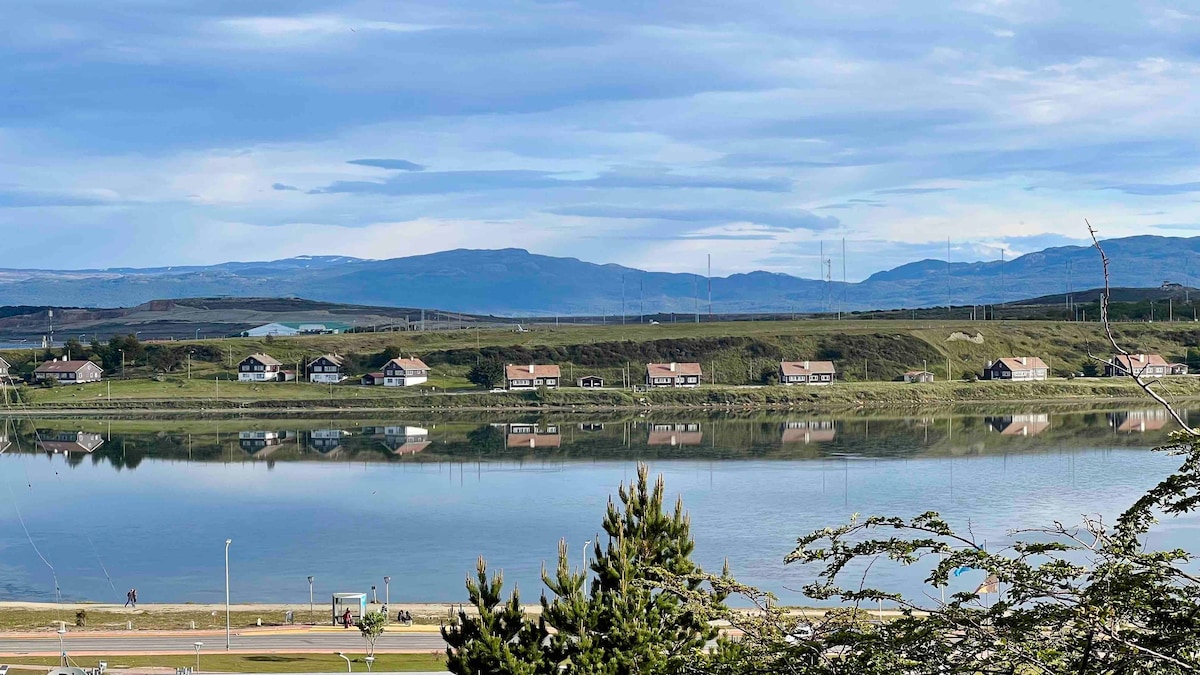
1,235 -> 1197,315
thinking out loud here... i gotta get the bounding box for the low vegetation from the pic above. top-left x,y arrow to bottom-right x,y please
3,653 -> 444,673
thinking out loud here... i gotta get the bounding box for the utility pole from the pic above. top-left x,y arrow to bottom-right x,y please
842,237 -> 847,318
707,254 -> 712,318
621,274 -> 626,325
946,237 -> 952,318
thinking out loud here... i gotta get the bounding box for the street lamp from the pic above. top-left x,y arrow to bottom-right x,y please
308,576 -> 315,621
193,641 -> 203,672
383,577 -> 390,612
57,624 -> 67,667
336,652 -> 352,672
225,539 -> 232,651
582,540 -> 592,571
119,349 -> 125,379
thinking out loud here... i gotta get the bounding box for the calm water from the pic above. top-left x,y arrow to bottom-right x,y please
0,409 -> 1192,607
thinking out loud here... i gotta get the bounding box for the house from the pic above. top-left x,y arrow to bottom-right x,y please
34,358 -> 103,384
239,430 -> 295,457
241,322 -> 352,337
307,354 -> 346,383
505,364 -> 560,390
0,355 -> 10,380
902,370 -> 935,384
378,426 -> 431,454
986,414 -> 1050,436
1104,354 -> 1171,378
1109,409 -> 1171,433
780,361 -> 836,385
383,358 -> 430,387
38,431 -> 105,454
1170,363 -> 1190,376
781,420 -> 837,444
982,357 -> 1049,381
238,354 -> 284,382
577,375 -> 604,388
505,423 -> 561,448
647,423 -> 703,446
307,429 -> 349,453
645,362 -> 702,388
361,372 -> 385,386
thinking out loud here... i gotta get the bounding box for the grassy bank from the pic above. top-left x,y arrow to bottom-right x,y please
3,654 -> 445,672
8,375 -> 1200,413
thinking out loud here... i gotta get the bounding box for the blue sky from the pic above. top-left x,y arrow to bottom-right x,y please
3,0 -> 1200,279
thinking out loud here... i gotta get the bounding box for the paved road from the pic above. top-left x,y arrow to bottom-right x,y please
0,631 -> 448,655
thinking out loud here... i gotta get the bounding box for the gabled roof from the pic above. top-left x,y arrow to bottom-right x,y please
309,354 -> 343,367
35,360 -> 100,374
781,361 -> 836,376
646,362 -> 703,378
991,357 -> 1048,371
904,370 -> 934,376
1109,354 -> 1170,370
386,357 -> 430,371
506,364 -> 561,379
0,356 -> 10,368
242,353 -> 282,366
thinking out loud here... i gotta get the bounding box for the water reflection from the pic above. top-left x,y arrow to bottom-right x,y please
0,406 -> 1189,471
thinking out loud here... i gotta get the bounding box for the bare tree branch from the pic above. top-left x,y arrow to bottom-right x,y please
1087,220 -> 1197,437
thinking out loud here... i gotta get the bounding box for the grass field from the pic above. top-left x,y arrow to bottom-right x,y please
2,653 -> 446,673
6,318 -> 1200,411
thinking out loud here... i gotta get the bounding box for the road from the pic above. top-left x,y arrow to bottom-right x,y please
0,630 -> 448,655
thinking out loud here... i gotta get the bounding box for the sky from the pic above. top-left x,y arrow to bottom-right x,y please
4,0 -> 1200,280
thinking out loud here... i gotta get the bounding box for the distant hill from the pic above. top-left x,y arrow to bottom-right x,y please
2,235 -> 1199,314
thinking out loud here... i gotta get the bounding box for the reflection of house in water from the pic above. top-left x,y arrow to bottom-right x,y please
239,430 -> 296,456
364,426 -> 431,454
38,431 -> 105,454
577,423 -> 605,432
986,414 -> 1051,436
647,423 -> 703,446
1108,409 -> 1172,433
781,420 -> 837,444
307,429 -> 350,453
0,434 -> 10,454
506,423 -> 561,448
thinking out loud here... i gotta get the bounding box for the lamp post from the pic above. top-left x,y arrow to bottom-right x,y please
225,539 -> 232,651
336,652 -> 352,673
582,540 -> 592,571
383,577 -> 390,612
193,641 -> 203,672
119,349 -> 125,379
308,576 -> 314,621
57,624 -> 67,667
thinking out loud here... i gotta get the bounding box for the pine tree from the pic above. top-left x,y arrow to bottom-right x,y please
540,464 -> 722,674
442,557 -> 546,675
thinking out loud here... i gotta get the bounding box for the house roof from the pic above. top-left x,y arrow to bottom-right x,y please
387,357 -> 430,371
646,362 -> 703,378
243,353 -> 282,367
991,357 -> 1049,371
647,431 -> 704,446
577,375 -> 604,381
35,360 -> 100,374
904,370 -> 934,376
364,371 -> 384,379
506,433 -> 562,448
1110,354 -> 1170,370
506,364 -> 561,379
0,356 -> 9,368
781,361 -> 836,376
310,354 -> 343,367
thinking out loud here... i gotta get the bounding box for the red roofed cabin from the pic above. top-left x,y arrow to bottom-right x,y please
505,364 -> 561,390
982,357 -> 1049,381
645,362 -> 702,388
780,360 -> 836,385
383,358 -> 430,387
34,358 -> 103,384
1104,354 -> 1172,378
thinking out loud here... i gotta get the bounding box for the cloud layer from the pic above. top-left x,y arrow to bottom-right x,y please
2,1 -> 1200,278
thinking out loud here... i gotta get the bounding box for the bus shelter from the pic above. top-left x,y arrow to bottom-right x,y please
331,593 -> 367,626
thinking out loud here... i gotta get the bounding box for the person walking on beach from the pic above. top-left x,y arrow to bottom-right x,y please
125,589 -> 135,608
132,588 -> 138,607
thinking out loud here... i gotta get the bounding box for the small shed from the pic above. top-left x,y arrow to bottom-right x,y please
902,370 -> 935,383
331,593 -> 367,625
577,375 -> 604,388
